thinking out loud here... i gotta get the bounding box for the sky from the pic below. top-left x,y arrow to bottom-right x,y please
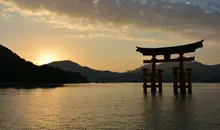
0,0 -> 220,72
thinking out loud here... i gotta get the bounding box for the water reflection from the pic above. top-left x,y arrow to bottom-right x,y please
142,93 -> 196,129
1,84 -> 220,129
141,93 -> 163,129
171,95 -> 196,129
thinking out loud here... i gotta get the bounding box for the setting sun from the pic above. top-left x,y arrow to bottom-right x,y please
37,53 -> 57,65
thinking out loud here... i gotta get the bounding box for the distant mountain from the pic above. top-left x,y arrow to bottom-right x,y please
47,60 -> 121,82
0,44 -> 87,88
131,61 -> 220,82
47,60 -> 220,83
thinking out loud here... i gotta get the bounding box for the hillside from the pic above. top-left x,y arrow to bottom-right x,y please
0,44 -> 87,88
47,60 -> 121,82
132,61 -> 220,82
47,60 -> 220,83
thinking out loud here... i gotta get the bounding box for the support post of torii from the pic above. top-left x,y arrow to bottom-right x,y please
172,67 -> 179,94
151,55 -> 157,93
186,68 -> 192,94
179,53 -> 186,94
157,70 -> 163,93
142,68 -> 148,93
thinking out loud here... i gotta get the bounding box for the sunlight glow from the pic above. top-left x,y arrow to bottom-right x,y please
37,53 -> 57,65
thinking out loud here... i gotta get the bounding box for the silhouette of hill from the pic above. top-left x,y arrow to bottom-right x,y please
131,61 -> 220,82
0,44 -> 87,88
47,60 -> 220,83
47,60 -> 121,82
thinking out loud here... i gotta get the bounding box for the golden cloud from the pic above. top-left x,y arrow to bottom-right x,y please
0,0 -> 219,42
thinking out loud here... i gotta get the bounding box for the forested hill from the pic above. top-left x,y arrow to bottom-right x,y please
0,44 -> 87,88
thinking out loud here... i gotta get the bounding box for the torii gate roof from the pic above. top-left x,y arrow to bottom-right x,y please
136,40 -> 204,56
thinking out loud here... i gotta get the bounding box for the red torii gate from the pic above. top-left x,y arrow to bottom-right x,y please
136,40 -> 204,94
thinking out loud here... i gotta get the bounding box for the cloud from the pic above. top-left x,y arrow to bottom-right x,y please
0,0 -> 220,42
65,32 -> 165,43
0,7 -> 12,19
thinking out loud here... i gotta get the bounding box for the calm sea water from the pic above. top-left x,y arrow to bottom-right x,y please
0,83 -> 220,130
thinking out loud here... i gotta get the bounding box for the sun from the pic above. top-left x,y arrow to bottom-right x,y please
37,53 -> 57,65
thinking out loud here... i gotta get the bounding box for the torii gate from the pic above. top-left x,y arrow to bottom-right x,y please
136,40 -> 204,94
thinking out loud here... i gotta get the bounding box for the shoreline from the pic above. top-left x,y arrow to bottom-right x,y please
1,82 -> 219,89
0,82 -> 64,89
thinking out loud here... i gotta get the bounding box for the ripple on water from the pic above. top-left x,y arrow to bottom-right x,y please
0,83 -> 220,130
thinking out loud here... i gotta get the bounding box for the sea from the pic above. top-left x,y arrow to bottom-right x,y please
0,83 -> 220,130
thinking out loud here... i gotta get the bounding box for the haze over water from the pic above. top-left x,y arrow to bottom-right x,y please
0,83 -> 220,130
